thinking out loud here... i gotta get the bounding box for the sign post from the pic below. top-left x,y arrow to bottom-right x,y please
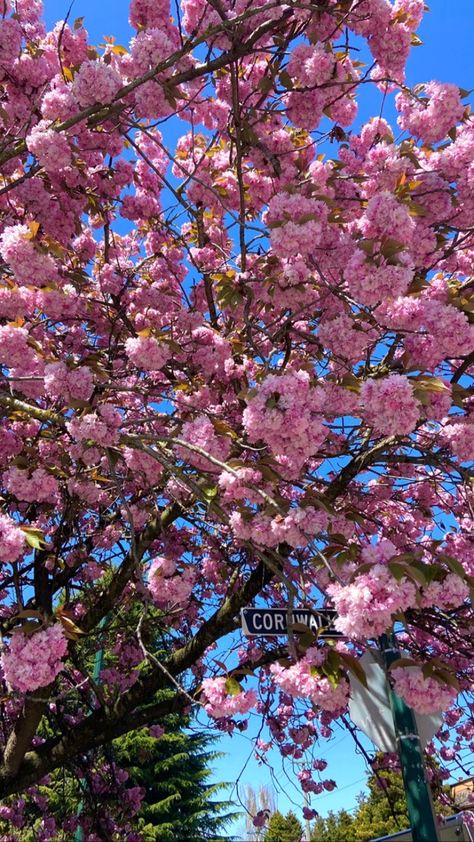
379,633 -> 440,842
240,609 -> 441,842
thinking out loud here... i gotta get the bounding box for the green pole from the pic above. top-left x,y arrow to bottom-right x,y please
75,617 -> 107,842
379,634 -> 440,842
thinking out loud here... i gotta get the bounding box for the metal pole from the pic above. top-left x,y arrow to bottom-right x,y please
302,787 -> 312,841
379,633 -> 440,842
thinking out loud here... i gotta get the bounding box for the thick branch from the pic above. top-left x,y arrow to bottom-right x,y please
0,439 -> 393,796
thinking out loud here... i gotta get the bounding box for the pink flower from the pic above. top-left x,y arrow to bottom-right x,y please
149,724 -> 165,739
0,19 -> 22,81
442,422 -> 474,463
1,624 -> 68,692
344,249 -> 413,306
72,60 -> 122,108
264,193 -> 328,258
148,556 -> 195,609
44,362 -> 94,402
396,83 -> 464,145
360,375 -> 421,436
0,514 -> 26,563
0,224 -> 57,286
391,666 -> 457,714
26,122 -> 71,172
3,466 -> 59,504
125,335 -> 171,371
0,325 -> 37,369
123,447 -> 163,486
129,0 -> 170,29
327,564 -> 417,638
243,370 -> 326,476
270,648 -> 349,712
177,415 -> 231,472
360,192 -> 415,244
201,676 -> 257,719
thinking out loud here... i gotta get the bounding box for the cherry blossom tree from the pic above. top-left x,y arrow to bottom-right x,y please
0,0 -> 473,835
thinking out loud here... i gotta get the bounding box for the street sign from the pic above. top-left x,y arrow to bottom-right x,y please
349,650 -> 442,753
241,607 -> 342,638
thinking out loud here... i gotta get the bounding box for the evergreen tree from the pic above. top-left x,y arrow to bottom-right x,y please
310,757 -> 451,842
113,723 -> 239,841
264,810 -> 304,842
351,767 -> 408,842
311,809 -> 356,842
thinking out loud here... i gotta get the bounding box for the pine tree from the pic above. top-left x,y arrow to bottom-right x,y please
310,756 -> 451,842
264,810 -> 304,842
351,767 -> 408,842
311,809 -> 356,842
113,723 -> 239,841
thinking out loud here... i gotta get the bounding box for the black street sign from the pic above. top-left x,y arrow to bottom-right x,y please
241,607 -> 342,638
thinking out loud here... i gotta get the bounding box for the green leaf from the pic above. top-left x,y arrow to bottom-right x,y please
258,76 -> 274,95
388,657 -> 418,670
388,561 -> 408,581
338,652 -> 368,688
224,677 -> 241,696
21,527 -> 46,550
279,70 -> 293,90
438,553 -> 466,580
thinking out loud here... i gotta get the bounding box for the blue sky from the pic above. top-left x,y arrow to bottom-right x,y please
40,0 -> 474,836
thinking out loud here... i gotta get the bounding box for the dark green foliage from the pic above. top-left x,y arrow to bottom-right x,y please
263,810 -> 304,842
310,755 -> 452,842
113,724 -> 239,840
311,809 -> 356,842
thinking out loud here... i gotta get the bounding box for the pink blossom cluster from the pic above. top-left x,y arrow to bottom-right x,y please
26,122 -> 71,172
359,192 -> 414,243
419,573 -> 469,610
201,676 -> 257,719
3,466 -> 59,503
148,556 -> 195,609
318,313 -> 377,362
177,415 -> 231,472
442,422 -> 474,463
129,0 -> 171,29
287,43 -> 335,88
385,297 -> 474,369
391,666 -> 457,714
0,325 -> 37,370
360,375 -> 421,436
264,193 -> 328,258
128,28 -> 175,76
72,59 -> 122,107
243,370 -> 326,475
218,467 -> 263,504
1,624 -> 68,692
123,447 -> 163,486
125,335 -> 171,371
44,362 -> 94,403
0,19 -> 22,81
327,564 -> 417,638
229,506 -> 328,550
67,406 -> 121,446
344,249 -> 413,306
0,224 -> 57,286
190,327 -> 234,379
0,514 -> 26,563
396,83 -> 464,145
270,649 -> 350,712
